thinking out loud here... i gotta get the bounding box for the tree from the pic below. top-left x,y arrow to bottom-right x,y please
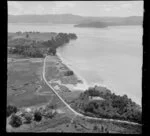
24,112 -> 32,124
68,33 -> 77,39
44,111 -> 55,119
46,102 -> 57,110
7,104 -> 18,117
48,48 -> 56,55
34,111 -> 42,122
26,33 -> 29,38
93,124 -> 100,132
16,31 -> 22,35
64,70 -> 74,76
101,125 -> 104,132
93,124 -> 98,131
9,114 -> 22,128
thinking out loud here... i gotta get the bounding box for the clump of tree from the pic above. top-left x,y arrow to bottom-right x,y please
64,70 -> 74,76
26,33 -> 29,38
48,47 -> 56,56
7,104 -> 18,117
8,44 -> 44,58
23,112 -> 33,124
92,124 -> 109,133
70,86 -> 142,124
93,124 -> 100,132
44,111 -> 56,119
46,102 -> 57,110
34,111 -> 42,122
16,31 -> 22,35
68,33 -> 77,39
8,32 -> 78,58
9,114 -> 22,128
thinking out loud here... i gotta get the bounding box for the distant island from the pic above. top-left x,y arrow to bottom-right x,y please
74,16 -> 142,28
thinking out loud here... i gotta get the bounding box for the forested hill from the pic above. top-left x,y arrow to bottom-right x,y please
74,16 -> 142,28
8,14 -> 84,24
8,14 -> 142,26
70,86 -> 142,124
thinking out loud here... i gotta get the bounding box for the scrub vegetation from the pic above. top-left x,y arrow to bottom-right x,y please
8,32 -> 77,57
70,86 -> 142,124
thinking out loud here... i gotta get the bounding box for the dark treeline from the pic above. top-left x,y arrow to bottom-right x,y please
8,32 -> 77,57
70,86 -> 142,124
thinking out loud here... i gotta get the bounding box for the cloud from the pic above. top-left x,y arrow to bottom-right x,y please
54,1 -> 75,8
121,3 -> 132,8
8,1 -> 76,15
96,2 -> 134,14
8,1 -> 22,10
51,1 -> 75,14
105,8 -> 111,12
8,1 -> 23,15
96,3 -> 121,12
8,1 -> 143,16
27,4 -> 46,14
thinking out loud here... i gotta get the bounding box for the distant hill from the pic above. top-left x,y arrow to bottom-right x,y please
75,16 -> 143,28
8,14 -> 143,26
8,14 -> 84,24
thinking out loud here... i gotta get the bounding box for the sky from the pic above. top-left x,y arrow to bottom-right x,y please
8,1 -> 143,17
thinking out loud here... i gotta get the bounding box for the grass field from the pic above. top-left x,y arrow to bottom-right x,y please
45,55 -> 82,85
45,55 -> 83,103
7,56 -> 142,133
7,52 -> 141,133
7,58 -> 55,107
8,54 -> 30,59
8,32 -> 57,42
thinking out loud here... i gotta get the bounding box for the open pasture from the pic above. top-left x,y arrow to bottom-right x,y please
8,32 -> 57,41
45,55 -> 81,85
7,59 -> 55,107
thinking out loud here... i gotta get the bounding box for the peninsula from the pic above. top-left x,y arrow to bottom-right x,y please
7,32 -> 142,133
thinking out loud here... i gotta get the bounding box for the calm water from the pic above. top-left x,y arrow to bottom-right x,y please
8,23 -> 142,105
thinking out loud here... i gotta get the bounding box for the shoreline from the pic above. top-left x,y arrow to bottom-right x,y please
56,52 -> 141,106
8,53 -> 141,106
56,52 -> 89,91
56,52 -> 117,92
56,51 -> 117,92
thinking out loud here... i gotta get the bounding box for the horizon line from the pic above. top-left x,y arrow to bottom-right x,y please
8,13 -> 143,18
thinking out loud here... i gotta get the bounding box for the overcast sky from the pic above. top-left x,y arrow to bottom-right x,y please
8,1 -> 143,17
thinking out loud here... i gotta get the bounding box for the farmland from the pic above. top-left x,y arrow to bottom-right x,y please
7,58 -> 54,107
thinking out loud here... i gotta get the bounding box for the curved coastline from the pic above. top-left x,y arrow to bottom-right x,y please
56,51 -> 89,91
57,51 -> 115,92
56,50 -> 141,106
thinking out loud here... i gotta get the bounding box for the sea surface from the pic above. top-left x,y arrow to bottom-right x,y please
8,23 -> 142,105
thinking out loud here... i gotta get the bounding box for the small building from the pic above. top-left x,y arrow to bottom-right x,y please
25,108 -> 32,112
89,96 -> 104,101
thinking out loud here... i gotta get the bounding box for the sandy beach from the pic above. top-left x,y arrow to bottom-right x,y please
56,52 -> 89,91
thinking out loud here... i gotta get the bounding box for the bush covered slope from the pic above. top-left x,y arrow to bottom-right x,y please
70,86 -> 142,124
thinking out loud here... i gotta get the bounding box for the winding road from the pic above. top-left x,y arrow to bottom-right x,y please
43,55 -> 141,126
